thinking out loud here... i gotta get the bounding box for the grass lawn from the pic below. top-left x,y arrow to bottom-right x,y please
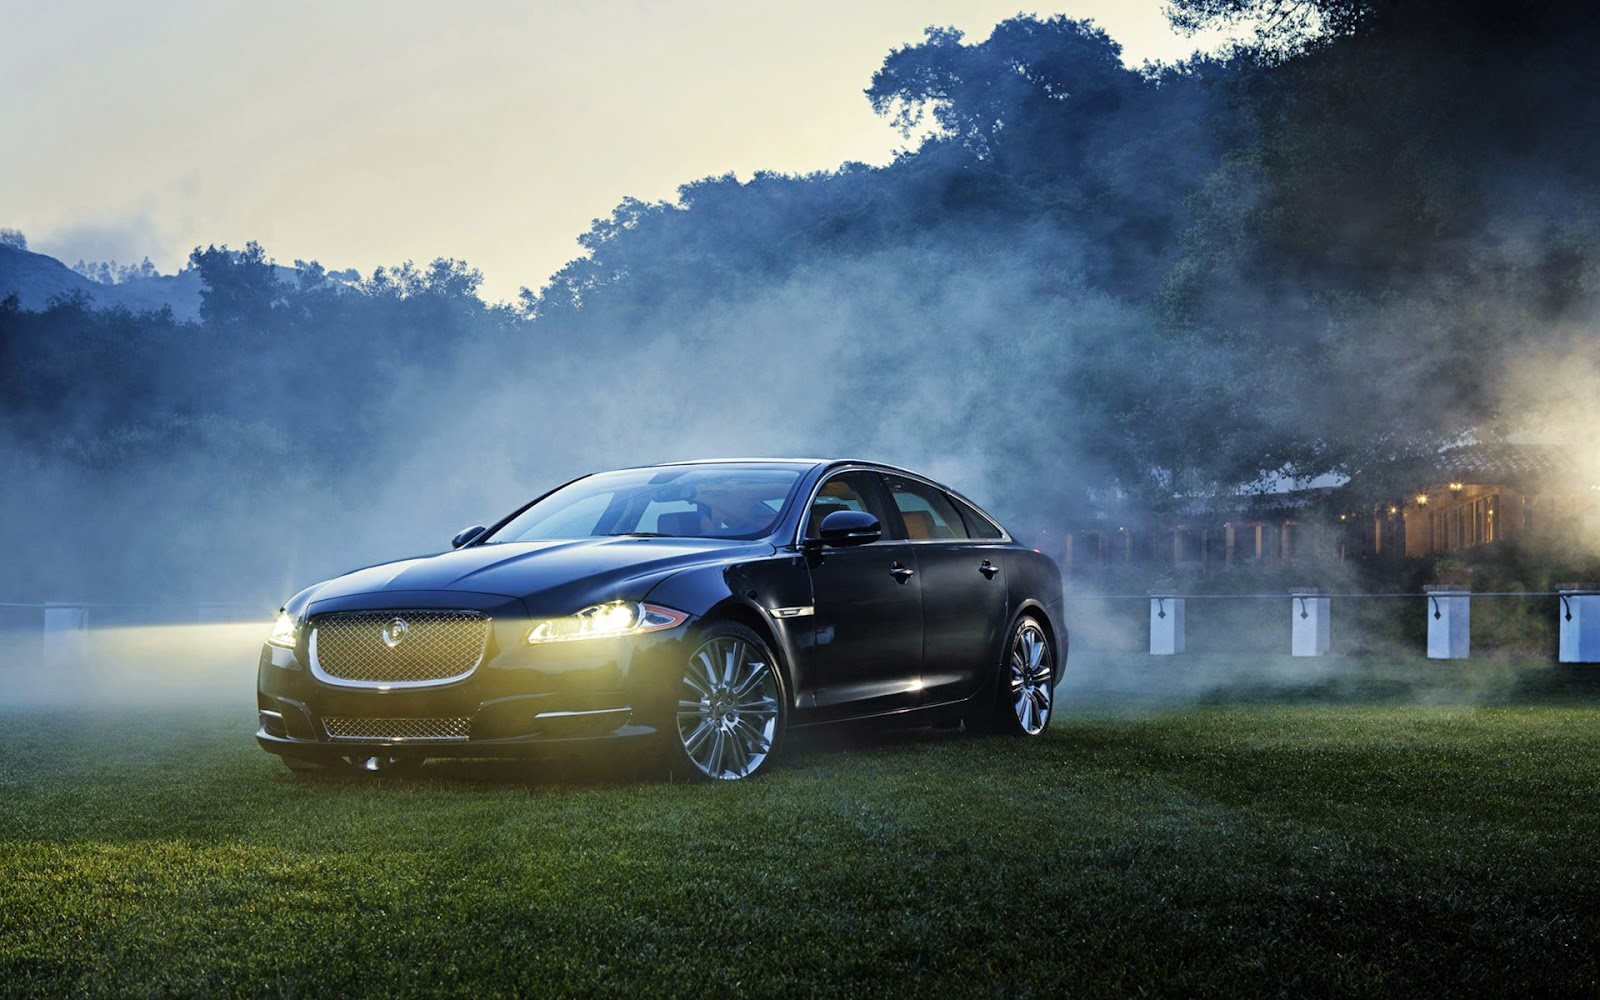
2,653 -> 1598,997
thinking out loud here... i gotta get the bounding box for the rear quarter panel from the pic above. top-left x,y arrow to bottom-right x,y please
1003,547 -> 1067,665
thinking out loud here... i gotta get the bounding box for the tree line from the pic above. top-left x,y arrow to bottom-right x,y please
3,0 -> 1597,602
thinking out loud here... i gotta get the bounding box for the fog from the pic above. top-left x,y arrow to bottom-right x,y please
0,623 -> 263,710
4,7 -> 1600,711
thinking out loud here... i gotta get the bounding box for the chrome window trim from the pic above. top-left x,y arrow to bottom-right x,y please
791,464 -> 1013,548
308,609 -> 491,690
791,463 -> 895,548
892,537 -> 1014,546
943,490 -> 1010,542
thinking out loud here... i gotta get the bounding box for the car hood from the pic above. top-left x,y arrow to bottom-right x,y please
306,536 -> 773,610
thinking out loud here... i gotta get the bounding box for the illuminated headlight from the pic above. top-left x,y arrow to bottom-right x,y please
527,601 -> 688,644
266,610 -> 300,648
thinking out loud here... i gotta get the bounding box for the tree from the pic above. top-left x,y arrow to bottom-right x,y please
189,241 -> 284,329
1148,0 -> 1600,498
868,18 -> 1132,162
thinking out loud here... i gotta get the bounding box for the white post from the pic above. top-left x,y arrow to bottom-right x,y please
1291,588 -> 1330,656
42,605 -> 89,668
1558,583 -> 1600,664
1149,593 -> 1185,655
1425,587 -> 1470,659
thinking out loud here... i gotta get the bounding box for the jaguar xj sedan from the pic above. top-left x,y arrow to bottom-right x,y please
257,459 -> 1065,780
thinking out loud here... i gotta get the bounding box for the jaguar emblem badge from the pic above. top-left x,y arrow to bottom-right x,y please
380,617 -> 409,649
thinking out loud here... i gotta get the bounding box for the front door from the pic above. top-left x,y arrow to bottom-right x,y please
797,470 -> 924,719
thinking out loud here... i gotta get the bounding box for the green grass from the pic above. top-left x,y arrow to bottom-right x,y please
3,658 -> 1599,997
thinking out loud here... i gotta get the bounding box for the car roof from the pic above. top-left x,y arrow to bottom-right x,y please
643,458 -> 833,467
639,457 -> 937,480
635,457 -> 967,494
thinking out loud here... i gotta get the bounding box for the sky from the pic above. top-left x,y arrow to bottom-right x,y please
3,1 -> 1246,303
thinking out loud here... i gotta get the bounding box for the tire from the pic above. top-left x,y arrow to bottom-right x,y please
994,614 -> 1056,737
671,622 -> 787,781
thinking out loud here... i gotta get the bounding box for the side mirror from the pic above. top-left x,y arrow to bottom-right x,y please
451,524 -> 487,549
818,509 -> 881,547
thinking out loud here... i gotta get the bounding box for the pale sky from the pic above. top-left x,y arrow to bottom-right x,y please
3,1 -> 1243,302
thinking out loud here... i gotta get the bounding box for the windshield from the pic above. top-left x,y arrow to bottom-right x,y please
482,465 -> 805,542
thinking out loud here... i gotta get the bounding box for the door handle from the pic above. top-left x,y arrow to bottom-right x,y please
889,563 -> 915,583
978,560 -> 999,580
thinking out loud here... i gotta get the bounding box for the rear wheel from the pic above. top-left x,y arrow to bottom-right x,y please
672,622 -> 786,780
1001,615 -> 1055,736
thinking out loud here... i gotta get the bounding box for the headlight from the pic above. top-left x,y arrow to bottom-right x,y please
266,610 -> 300,648
527,601 -> 688,644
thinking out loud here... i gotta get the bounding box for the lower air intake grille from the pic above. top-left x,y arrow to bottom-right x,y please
310,610 -> 490,686
323,717 -> 472,742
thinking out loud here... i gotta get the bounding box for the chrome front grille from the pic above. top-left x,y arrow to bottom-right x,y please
310,610 -> 490,687
323,717 -> 472,742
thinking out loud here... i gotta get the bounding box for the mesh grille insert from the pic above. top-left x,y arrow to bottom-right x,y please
323,717 -> 472,742
311,610 -> 489,685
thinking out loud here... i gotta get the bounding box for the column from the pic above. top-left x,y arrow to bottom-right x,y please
1291,588 -> 1330,656
1149,593 -> 1185,655
1558,583 -> 1600,664
1425,587 -> 1470,659
42,605 -> 89,669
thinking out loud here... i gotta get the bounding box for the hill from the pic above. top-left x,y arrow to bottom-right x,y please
0,244 -> 205,319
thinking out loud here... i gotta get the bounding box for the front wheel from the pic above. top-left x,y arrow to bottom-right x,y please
672,623 -> 787,780
999,615 -> 1056,737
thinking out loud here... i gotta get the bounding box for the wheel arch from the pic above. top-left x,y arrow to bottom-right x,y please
1013,601 -> 1064,674
646,561 -> 807,707
696,597 -> 793,697
1000,599 -> 1060,679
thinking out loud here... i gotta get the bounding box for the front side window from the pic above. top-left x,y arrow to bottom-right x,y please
484,465 -> 802,542
805,471 -> 893,539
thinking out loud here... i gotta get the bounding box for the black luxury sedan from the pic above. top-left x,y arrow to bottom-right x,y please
257,459 -> 1065,780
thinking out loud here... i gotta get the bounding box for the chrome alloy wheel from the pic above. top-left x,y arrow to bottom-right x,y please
676,631 -> 782,780
1009,618 -> 1054,736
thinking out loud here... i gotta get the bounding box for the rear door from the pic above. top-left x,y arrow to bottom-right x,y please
879,474 -> 1010,706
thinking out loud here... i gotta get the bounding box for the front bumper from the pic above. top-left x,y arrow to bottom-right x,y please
256,599 -> 691,762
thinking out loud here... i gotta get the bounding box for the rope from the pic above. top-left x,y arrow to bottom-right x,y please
1063,591 -> 1576,601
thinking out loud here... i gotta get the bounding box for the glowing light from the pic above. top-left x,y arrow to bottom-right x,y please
1388,506 -> 1399,515
267,611 -> 298,648
1449,482 -> 1464,492
9,622 -> 274,710
1415,494 -> 1429,505
527,601 -> 688,644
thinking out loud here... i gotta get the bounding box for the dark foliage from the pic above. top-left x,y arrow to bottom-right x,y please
4,4 -> 1599,602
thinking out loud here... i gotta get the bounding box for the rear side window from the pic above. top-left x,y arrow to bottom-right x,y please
882,475 -> 968,540
951,495 -> 1005,539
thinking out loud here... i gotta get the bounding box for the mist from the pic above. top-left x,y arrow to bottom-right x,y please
5,7 -> 1600,710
